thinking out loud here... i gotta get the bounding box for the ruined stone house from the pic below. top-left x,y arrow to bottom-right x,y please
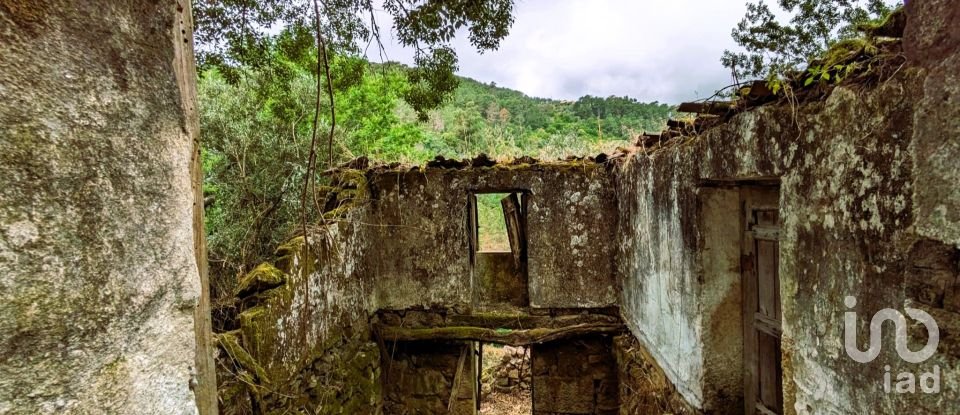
1,1 -> 959,415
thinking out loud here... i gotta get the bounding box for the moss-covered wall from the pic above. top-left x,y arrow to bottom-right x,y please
612,3 -> 960,412
361,164 -> 618,310
217,212 -> 381,414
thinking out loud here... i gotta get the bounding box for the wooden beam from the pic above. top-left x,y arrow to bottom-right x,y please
442,312 -> 621,330
677,101 -> 735,115
375,323 -> 626,346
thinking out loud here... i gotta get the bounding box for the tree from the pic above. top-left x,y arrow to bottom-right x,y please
721,0 -> 900,81
194,0 -> 516,118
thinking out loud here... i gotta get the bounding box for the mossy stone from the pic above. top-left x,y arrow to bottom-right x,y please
235,262 -> 286,297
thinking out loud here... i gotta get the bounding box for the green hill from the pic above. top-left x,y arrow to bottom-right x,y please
412,74 -> 674,160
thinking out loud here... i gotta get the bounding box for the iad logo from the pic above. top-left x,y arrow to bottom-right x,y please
844,296 -> 941,393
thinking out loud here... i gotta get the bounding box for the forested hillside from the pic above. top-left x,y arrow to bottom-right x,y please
199,53 -> 672,279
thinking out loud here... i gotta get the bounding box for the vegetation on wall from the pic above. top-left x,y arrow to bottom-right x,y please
721,0 -> 902,83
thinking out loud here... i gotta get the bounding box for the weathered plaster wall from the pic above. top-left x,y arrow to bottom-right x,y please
696,187 -> 744,412
613,6 -> 960,410
362,164 -> 618,309
0,1 -> 202,413
614,149 -> 705,406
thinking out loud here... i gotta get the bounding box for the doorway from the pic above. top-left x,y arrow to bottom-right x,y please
479,343 -> 532,414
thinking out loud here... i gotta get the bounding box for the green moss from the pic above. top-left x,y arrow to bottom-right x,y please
235,262 -> 286,297
856,7 -> 904,36
275,236 -> 306,257
218,331 -> 271,386
821,38 -> 877,68
322,204 -> 355,220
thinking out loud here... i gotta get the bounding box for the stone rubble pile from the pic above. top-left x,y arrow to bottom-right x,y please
482,346 -> 531,397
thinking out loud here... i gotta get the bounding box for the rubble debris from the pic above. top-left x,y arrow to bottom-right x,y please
482,345 -> 530,397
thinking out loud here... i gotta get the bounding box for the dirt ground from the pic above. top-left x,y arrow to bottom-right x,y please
479,389 -> 531,415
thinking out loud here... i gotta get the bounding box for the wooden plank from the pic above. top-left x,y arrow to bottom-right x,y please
476,343 -> 482,411
756,402 -> 778,415
448,345 -> 468,412
742,220 -> 759,415
758,333 -> 782,411
752,226 -> 780,241
381,310 -> 622,330
754,313 -> 782,337
774,242 -> 781,321
757,239 -> 778,319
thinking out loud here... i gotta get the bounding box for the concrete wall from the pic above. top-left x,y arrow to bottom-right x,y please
0,2 -> 203,413
612,3 -> 960,412
361,164 -> 618,310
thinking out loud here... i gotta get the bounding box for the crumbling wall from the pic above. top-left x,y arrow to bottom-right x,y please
216,212 -> 380,413
0,1 -> 203,413
362,163 -> 618,310
613,4 -> 960,411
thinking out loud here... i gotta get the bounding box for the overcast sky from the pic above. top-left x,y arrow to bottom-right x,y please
372,0 -> 753,104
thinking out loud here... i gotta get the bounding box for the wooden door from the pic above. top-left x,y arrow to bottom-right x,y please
501,193 -> 525,266
742,187 -> 782,415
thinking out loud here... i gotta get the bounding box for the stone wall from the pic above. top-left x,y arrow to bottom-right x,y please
361,164 -> 618,310
382,341 -> 477,415
531,335 -> 618,414
0,1 -> 203,413
612,3 -> 960,412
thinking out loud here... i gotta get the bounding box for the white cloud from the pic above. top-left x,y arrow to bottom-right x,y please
371,0 -> 752,103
